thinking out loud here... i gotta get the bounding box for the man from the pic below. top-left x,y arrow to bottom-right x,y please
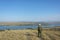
38,24 -> 42,37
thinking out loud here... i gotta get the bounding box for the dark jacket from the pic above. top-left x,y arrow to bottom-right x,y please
38,25 -> 42,33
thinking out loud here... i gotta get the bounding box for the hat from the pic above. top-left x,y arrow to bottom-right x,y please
39,24 -> 41,25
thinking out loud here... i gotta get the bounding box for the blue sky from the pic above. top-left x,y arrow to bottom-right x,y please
0,0 -> 60,22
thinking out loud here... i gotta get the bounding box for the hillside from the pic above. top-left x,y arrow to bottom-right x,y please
0,30 -> 60,40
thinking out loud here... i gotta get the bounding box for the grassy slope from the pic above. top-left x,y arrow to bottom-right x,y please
0,30 -> 60,40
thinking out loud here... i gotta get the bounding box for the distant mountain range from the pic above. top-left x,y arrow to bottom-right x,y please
0,22 -> 60,26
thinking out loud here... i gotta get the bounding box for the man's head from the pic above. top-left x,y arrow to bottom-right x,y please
39,24 -> 41,26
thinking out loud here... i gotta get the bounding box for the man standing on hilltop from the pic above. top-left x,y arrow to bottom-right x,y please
38,24 -> 42,37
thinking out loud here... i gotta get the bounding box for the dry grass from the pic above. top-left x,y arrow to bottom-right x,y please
0,30 -> 60,40
0,30 -> 39,40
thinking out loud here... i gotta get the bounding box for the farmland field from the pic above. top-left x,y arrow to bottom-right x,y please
0,30 -> 60,40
